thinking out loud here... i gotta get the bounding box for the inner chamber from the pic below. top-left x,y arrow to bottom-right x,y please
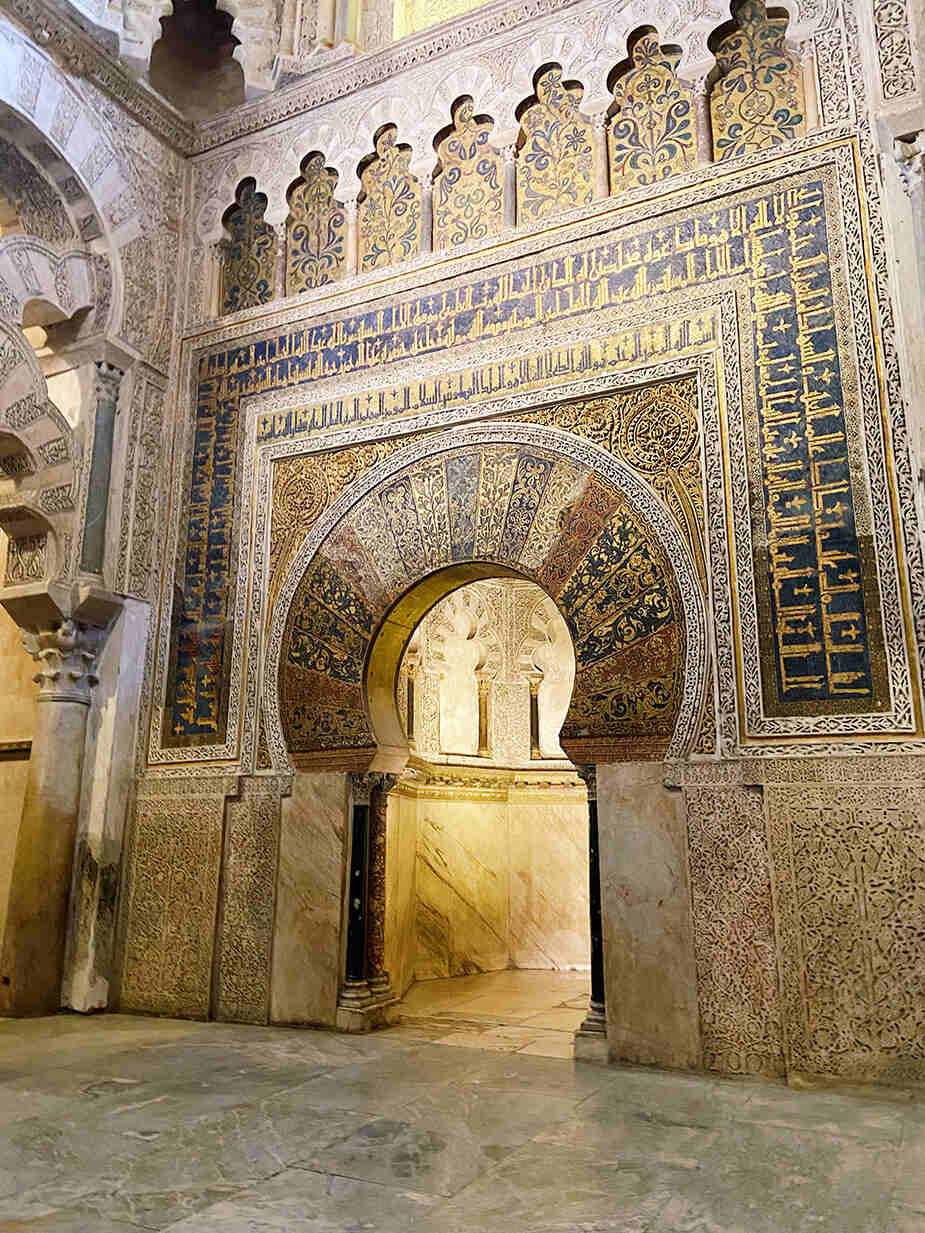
383,578 -> 591,1051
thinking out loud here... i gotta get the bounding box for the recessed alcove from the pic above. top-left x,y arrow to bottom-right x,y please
383,578 -> 591,1048
148,0 -> 245,120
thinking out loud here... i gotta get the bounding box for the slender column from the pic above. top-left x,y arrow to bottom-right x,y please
0,616 -> 111,1015
365,772 -> 396,1000
693,75 -> 714,166
79,363 -> 123,579
527,672 -> 542,760
344,198 -> 359,276
276,222 -> 287,297
476,672 -> 491,757
417,169 -> 434,255
591,110 -> 610,199
502,143 -> 517,228
341,773 -> 372,1006
406,657 -> 417,749
577,765 -> 605,1035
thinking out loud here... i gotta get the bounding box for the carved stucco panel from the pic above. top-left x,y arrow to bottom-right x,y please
214,780 -> 285,1024
685,784 -> 785,1077
766,781 -> 925,1082
118,784 -> 227,1018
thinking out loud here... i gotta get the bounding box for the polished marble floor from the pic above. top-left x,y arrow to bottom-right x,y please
0,1007 -> 922,1232
397,968 -> 589,1057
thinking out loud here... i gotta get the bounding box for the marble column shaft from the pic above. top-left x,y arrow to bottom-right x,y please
502,145 -> 517,227
366,773 -> 396,998
79,363 -> 123,578
0,622 -> 102,1015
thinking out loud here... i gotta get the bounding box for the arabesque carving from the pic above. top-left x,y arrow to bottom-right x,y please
286,152 -> 347,295
516,65 -> 596,222
608,30 -> 696,191
358,125 -> 422,272
433,97 -> 504,249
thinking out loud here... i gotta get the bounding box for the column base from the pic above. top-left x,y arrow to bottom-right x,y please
574,999 -> 608,1064
335,977 -> 399,1032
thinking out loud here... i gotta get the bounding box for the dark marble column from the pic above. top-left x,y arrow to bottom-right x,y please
365,773 -> 396,1000
80,363 -> 123,579
341,774 -> 372,1008
576,764 -> 606,1039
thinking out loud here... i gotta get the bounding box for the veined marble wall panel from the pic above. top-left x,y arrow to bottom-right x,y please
598,761 -> 701,1069
385,788 -> 418,997
414,795 -> 510,979
0,759 -> 29,947
507,783 -> 590,971
269,771 -> 349,1027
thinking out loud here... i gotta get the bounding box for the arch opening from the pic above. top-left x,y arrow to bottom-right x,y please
375,571 -> 593,1044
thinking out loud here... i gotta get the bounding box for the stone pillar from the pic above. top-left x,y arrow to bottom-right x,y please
0,585 -> 120,1016
344,198 -> 359,276
574,764 -> 607,1062
476,672 -> 491,757
693,75 -> 714,166
502,144 -> 517,227
527,672 -> 542,759
337,771 -> 399,1031
591,110 -> 610,199
366,772 -> 396,1000
79,363 -> 124,580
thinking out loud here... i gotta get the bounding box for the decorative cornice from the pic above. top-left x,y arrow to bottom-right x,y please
2,0 -> 595,157
191,0 -> 590,153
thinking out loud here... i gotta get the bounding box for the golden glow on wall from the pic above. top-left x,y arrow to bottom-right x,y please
393,0 -> 492,40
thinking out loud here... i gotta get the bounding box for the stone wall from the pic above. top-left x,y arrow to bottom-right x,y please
597,758 -> 925,1086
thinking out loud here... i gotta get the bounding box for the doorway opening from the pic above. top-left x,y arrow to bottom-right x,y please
382,578 -> 592,1056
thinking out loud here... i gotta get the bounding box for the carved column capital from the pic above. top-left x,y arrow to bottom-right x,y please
22,620 -> 103,704
575,763 -> 597,801
896,133 -> 925,198
93,361 -> 124,408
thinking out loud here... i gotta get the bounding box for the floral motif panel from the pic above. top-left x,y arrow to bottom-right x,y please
286,154 -> 347,295
220,179 -> 276,315
358,126 -> 422,272
710,0 -> 805,160
516,66 -> 596,223
433,98 -> 503,249
608,32 -> 696,191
